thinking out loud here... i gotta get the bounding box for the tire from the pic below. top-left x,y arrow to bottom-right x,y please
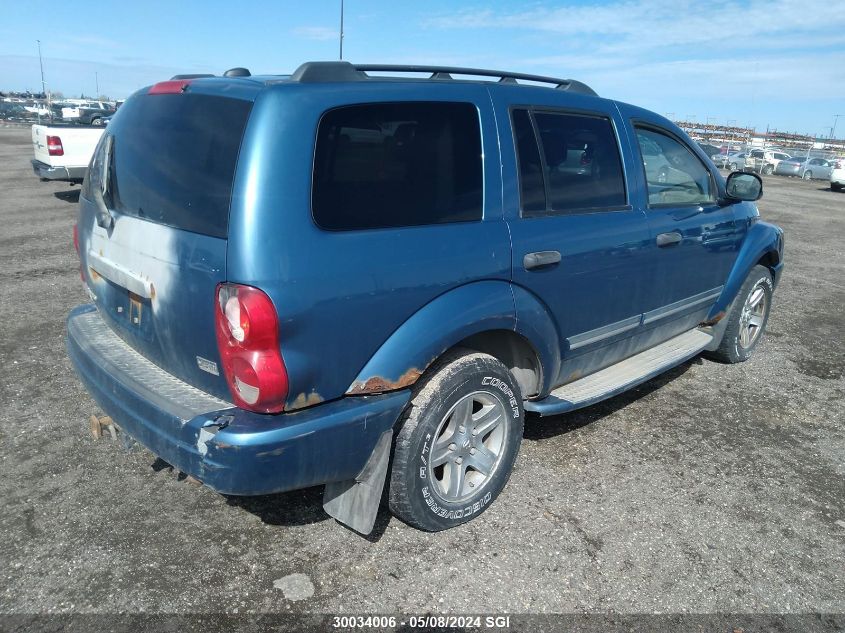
707,265 -> 773,364
763,164 -> 774,175
832,183 -> 842,191
91,117 -> 103,126
730,162 -> 739,171
802,170 -> 812,180
388,349 -> 524,531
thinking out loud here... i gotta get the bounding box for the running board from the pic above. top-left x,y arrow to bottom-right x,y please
525,329 -> 713,416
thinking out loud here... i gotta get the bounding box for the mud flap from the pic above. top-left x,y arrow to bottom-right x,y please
323,430 -> 392,535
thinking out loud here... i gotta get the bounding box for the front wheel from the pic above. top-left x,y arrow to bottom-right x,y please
389,349 -> 524,531
730,162 -> 739,171
707,265 -> 773,364
802,170 -> 812,180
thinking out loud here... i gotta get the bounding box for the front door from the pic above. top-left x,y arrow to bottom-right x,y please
625,118 -> 743,344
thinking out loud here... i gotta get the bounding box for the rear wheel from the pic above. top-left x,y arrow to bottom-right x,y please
388,349 -> 524,531
802,170 -> 812,180
763,164 -> 774,175
707,265 -> 773,364
730,162 -> 739,171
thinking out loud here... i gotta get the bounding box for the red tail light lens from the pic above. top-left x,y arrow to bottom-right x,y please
215,284 -> 288,413
47,135 -> 64,156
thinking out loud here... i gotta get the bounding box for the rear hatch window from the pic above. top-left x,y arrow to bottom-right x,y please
108,93 -> 251,237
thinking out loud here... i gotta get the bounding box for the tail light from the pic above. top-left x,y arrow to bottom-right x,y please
47,135 -> 64,156
215,283 -> 288,413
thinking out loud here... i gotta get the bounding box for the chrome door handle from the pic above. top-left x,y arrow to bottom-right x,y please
656,232 -> 683,247
523,250 -> 561,270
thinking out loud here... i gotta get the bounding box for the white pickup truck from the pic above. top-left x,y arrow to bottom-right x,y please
31,124 -> 104,183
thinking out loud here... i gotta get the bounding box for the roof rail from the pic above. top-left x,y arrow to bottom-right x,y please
289,61 -> 597,96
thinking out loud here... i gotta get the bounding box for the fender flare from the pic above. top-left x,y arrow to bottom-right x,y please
345,280 -> 560,396
706,220 -> 783,323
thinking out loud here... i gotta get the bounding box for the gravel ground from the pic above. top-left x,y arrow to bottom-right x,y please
0,127 -> 843,619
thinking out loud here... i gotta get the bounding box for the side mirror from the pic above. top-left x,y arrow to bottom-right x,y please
725,171 -> 763,201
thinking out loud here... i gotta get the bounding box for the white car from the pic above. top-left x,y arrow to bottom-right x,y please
831,159 -> 845,191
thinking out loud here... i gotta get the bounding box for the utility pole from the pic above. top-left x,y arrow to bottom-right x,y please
339,0 -> 344,60
95,72 -> 99,97
831,114 -> 843,140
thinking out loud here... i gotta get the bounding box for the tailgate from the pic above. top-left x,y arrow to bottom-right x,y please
77,90 -> 253,400
31,125 -> 52,165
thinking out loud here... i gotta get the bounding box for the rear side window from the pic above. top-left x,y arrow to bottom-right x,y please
512,108 -> 627,216
107,94 -> 252,238
312,102 -> 482,231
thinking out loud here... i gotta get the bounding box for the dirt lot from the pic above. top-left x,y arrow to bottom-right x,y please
1,126 -> 843,619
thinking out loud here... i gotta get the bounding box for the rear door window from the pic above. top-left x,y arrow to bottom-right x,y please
511,108 -> 627,216
312,102 -> 482,231
106,93 -> 252,238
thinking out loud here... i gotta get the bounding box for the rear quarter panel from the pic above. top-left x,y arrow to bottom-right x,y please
227,82 -> 511,409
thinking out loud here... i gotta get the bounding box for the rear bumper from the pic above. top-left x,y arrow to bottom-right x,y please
31,159 -> 86,182
66,304 -> 410,495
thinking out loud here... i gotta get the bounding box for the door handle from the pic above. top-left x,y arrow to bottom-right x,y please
656,232 -> 683,247
523,250 -> 561,270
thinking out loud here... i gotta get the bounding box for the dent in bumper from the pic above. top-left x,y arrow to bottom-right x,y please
66,305 -> 410,495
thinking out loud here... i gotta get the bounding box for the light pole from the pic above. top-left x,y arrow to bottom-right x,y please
339,0 -> 344,60
95,72 -> 99,98
36,39 -> 46,96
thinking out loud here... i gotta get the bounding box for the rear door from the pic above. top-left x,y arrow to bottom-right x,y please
76,89 -> 254,400
491,88 -> 654,386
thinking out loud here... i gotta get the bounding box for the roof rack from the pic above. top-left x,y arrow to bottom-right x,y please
289,62 -> 597,96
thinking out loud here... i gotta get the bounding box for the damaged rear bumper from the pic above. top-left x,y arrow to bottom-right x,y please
66,304 -> 410,495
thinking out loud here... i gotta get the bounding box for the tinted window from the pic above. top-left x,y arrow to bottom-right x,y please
312,102 -> 482,231
511,109 -> 546,213
107,93 -> 252,238
635,128 -> 715,206
513,109 -> 626,216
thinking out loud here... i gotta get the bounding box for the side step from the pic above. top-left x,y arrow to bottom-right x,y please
525,329 -> 713,416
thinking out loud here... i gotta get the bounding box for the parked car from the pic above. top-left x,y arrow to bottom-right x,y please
743,149 -> 792,175
775,157 -> 835,180
31,123 -> 104,182
66,62 -> 784,535
696,142 -> 722,159
61,101 -> 114,121
0,102 -> 28,120
831,159 -> 845,191
717,150 -> 751,170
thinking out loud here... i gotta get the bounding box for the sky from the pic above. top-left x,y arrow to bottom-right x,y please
2,0 -> 844,137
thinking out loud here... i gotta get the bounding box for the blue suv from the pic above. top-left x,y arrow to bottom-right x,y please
67,62 -> 784,534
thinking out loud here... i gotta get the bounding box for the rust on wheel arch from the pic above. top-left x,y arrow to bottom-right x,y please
700,310 -> 726,327
346,367 -> 422,395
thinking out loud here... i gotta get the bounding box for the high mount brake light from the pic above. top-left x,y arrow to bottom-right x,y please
148,80 -> 192,95
215,284 -> 288,413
